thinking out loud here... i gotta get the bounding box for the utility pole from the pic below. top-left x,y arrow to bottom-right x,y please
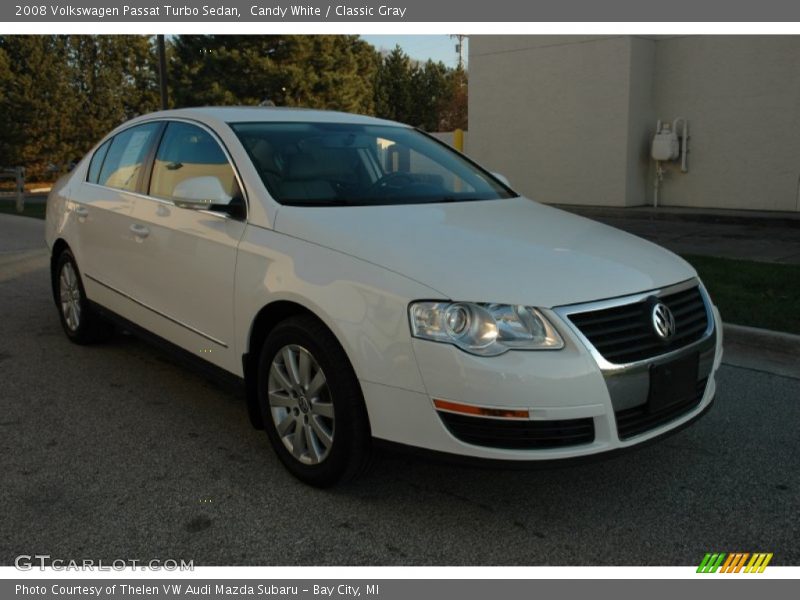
450,34 -> 466,69
157,35 -> 169,110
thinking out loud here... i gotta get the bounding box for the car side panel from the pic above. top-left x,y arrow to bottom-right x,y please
122,196 -> 246,373
234,224 -> 438,391
51,166 -> 141,319
44,172 -> 73,252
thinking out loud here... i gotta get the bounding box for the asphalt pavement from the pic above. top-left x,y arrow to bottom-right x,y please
0,214 -> 798,566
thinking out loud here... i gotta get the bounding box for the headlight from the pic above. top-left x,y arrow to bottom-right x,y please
409,301 -> 564,356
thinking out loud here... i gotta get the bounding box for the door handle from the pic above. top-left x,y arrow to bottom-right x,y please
74,206 -> 89,217
129,223 -> 150,239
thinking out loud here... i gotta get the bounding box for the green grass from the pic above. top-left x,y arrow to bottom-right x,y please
0,200 -> 46,219
682,254 -> 800,335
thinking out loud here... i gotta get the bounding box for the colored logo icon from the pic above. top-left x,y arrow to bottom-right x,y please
697,552 -> 773,573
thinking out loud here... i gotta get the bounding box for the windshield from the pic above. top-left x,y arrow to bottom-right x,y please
229,122 -> 516,206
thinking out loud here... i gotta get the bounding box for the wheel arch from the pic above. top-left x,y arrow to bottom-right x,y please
49,238 -> 71,304
242,299 -> 360,430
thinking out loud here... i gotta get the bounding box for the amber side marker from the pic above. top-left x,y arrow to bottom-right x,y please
433,399 -> 528,419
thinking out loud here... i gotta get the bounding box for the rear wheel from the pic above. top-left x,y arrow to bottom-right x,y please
257,315 -> 371,487
53,250 -> 113,344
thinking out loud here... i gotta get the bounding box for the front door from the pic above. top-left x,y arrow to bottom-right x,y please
127,120 -> 247,374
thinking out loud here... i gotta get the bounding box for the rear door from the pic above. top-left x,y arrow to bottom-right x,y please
126,120 -> 247,374
74,122 -> 164,316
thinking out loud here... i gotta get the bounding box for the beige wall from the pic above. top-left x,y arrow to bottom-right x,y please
469,36 -> 636,206
652,36 -> 800,211
469,35 -> 800,212
625,37 -> 656,208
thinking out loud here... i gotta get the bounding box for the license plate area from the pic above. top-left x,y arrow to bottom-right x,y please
648,352 -> 699,412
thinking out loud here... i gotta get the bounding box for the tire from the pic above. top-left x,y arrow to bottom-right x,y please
257,315 -> 371,487
53,249 -> 113,344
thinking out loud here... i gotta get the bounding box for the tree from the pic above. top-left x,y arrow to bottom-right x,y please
408,60 -> 450,130
0,36 -> 78,179
0,45 -> 9,105
373,47 -> 468,131
170,35 -> 380,113
439,67 -> 468,131
0,35 -> 160,180
275,36 -> 379,113
0,34 -> 467,181
374,46 -> 415,124
171,35 -> 282,106
67,36 -> 160,151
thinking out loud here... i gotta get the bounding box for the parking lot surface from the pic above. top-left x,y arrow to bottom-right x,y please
0,218 -> 798,566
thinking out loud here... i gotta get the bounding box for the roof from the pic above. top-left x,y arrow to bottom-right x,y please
136,106 -> 407,127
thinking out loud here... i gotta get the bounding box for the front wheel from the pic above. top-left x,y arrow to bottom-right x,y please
257,315 -> 371,487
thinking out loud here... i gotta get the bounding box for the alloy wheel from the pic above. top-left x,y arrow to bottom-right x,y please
59,262 -> 82,332
267,344 -> 335,465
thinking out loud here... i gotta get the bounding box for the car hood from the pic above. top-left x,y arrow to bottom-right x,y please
274,197 -> 697,308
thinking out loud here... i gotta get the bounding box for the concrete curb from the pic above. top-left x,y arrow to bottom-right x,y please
555,204 -> 800,228
723,323 -> 800,354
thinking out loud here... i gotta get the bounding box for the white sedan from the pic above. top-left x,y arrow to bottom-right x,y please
45,107 -> 722,486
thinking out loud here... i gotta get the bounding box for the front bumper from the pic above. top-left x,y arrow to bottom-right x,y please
362,280 -> 722,461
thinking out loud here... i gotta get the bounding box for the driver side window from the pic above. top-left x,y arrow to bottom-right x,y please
149,122 -> 241,207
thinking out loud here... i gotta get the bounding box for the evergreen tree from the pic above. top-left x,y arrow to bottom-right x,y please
440,67 -> 468,131
0,46 -> 9,105
0,35 -> 160,179
373,47 -> 467,131
171,35 -> 284,106
280,36 -> 379,113
68,36 -> 160,152
374,46 -> 415,124
0,36 -> 78,179
0,34 -> 467,182
170,35 -> 379,113
408,60 -> 451,130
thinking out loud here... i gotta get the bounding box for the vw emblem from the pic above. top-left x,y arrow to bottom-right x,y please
651,302 -> 676,340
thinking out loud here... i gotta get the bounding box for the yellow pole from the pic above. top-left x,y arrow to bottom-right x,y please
454,128 -> 464,153
452,129 -> 464,193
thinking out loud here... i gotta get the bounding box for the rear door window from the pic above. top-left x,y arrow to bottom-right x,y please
97,122 -> 162,192
86,138 -> 112,184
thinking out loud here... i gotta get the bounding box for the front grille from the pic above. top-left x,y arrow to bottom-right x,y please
615,378 -> 707,440
438,411 -> 595,450
568,285 -> 709,364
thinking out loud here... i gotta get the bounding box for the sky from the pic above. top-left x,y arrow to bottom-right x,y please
359,35 -> 468,68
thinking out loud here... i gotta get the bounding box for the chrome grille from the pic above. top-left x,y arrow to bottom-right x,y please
568,285 -> 709,364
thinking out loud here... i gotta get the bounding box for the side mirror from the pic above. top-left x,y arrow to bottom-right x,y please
172,176 -> 232,209
492,172 -> 511,187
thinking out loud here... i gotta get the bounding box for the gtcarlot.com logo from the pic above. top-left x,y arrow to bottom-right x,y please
697,552 -> 773,573
15,554 -> 194,571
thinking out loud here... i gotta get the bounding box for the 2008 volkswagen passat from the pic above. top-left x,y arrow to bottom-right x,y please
46,108 -> 722,486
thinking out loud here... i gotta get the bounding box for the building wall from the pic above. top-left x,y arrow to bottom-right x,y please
652,36 -> 800,211
625,37 -> 656,209
469,36 -> 635,206
469,35 -> 800,212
